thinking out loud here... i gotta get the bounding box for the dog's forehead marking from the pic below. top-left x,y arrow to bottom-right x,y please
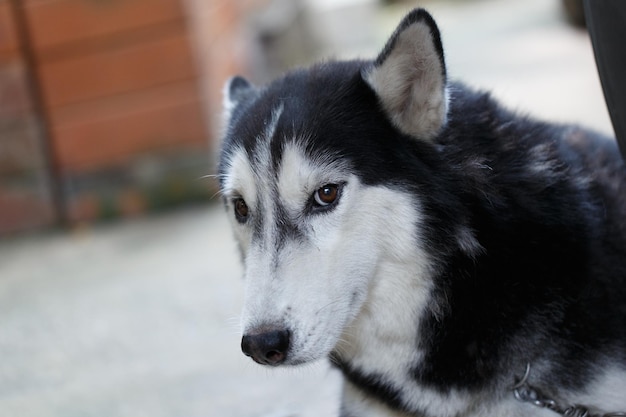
223,104 -> 284,197
250,104 -> 284,176
222,145 -> 257,204
277,141 -> 328,213
229,104 -> 296,253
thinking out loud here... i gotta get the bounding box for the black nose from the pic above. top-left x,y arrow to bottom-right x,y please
241,329 -> 290,366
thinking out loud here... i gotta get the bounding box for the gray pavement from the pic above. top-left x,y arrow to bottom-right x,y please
0,0 -> 615,416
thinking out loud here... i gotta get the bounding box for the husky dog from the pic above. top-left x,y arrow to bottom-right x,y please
218,9 -> 626,417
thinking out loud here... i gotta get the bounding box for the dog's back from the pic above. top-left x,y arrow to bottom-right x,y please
416,81 -> 626,395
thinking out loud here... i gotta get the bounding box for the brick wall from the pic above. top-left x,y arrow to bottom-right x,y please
25,0 -> 212,223
0,0 -> 261,233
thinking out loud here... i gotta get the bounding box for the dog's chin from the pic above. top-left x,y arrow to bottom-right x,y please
249,354 -> 325,368
280,350 -> 331,367
281,340 -> 338,367
280,357 -> 314,367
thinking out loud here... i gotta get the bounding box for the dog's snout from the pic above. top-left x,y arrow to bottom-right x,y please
241,329 -> 290,366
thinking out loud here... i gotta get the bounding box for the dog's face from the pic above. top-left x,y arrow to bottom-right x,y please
222,144 -> 419,366
219,10 -> 447,366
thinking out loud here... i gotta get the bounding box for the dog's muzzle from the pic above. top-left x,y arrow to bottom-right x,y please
241,329 -> 290,366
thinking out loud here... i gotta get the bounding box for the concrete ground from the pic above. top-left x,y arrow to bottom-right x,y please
0,0 -> 615,416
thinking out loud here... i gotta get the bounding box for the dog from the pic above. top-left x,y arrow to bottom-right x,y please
217,8 -> 626,417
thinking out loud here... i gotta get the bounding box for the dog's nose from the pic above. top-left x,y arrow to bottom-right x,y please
241,329 -> 290,366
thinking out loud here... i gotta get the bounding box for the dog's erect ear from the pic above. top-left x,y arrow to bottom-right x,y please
363,9 -> 447,141
223,76 -> 257,124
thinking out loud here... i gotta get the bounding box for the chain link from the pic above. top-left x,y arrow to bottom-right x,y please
512,364 -> 626,417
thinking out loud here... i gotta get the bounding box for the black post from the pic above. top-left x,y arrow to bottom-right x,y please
583,0 -> 626,161
8,0 -> 67,226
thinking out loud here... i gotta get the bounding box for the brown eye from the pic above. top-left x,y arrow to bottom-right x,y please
234,198 -> 249,220
314,184 -> 339,207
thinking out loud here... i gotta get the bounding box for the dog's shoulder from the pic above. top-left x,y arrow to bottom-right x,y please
440,82 -> 624,218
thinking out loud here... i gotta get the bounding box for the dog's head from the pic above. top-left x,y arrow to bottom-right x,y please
218,9 -> 447,366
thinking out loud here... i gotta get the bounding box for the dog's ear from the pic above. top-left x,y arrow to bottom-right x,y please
223,76 -> 257,124
363,9 -> 447,141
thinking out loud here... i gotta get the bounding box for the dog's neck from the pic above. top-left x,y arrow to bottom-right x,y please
333,242 -> 433,361
328,256 -> 476,416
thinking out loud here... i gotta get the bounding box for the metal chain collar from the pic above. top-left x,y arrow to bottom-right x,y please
512,364 -> 626,417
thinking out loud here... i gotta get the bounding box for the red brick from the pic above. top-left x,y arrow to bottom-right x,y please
0,62 -> 35,118
24,0 -> 183,51
0,1 -> 19,60
37,31 -> 197,108
0,121 -> 46,175
51,82 -> 207,171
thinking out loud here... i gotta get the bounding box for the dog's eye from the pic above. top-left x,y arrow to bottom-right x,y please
314,184 -> 339,207
234,197 -> 249,221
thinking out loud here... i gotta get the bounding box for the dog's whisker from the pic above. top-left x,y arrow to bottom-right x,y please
210,189 -> 224,200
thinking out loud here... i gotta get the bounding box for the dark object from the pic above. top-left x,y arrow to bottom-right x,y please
563,0 -> 586,27
584,0 -> 626,161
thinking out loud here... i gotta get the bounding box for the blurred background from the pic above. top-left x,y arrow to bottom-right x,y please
0,0 -> 615,416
